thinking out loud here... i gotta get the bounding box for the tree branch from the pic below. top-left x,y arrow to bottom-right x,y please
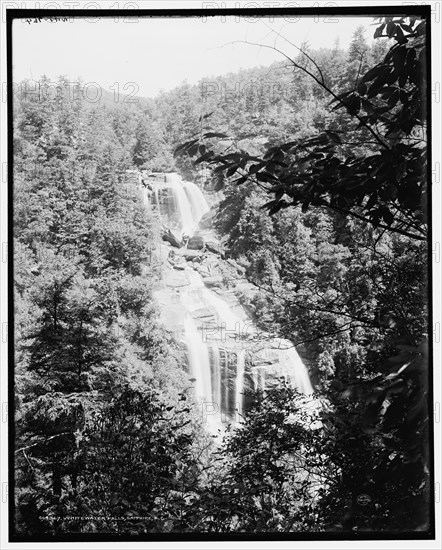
312,199 -> 427,241
229,39 -> 390,152
15,432 -> 73,454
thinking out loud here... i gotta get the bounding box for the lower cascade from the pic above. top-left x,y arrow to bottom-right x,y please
134,170 -> 314,430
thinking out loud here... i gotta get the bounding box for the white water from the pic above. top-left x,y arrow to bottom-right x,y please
141,171 -> 315,429
170,184 -> 197,237
153,183 -> 196,237
184,314 -> 212,403
183,180 -> 210,224
178,267 -> 314,427
145,173 -> 209,238
235,349 -> 246,421
281,348 -> 313,394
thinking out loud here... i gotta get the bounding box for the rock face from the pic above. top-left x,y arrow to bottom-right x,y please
227,258 -> 246,276
198,209 -> 216,229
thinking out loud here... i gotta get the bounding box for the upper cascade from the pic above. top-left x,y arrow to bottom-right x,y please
140,171 -> 209,238
182,180 -> 210,225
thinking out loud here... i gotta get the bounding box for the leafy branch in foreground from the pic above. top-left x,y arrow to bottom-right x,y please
175,16 -> 427,241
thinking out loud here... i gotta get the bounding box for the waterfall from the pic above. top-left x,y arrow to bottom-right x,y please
170,184 -> 197,237
139,169 -> 315,431
235,349 -> 246,421
184,314 -> 212,405
179,267 -> 314,428
183,180 -> 210,224
143,173 -> 209,238
185,269 -> 253,340
210,343 -> 222,417
153,182 -> 195,237
280,347 -> 314,394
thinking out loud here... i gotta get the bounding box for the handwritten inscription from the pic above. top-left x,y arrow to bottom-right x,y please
24,16 -> 69,24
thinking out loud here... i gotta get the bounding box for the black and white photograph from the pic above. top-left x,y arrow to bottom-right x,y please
3,1 -> 440,545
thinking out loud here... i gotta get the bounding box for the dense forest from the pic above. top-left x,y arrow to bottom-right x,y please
13,16 -> 431,536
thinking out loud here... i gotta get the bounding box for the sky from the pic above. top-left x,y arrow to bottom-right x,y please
12,14 -> 377,98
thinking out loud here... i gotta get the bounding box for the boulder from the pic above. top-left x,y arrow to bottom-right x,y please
192,307 -> 215,321
205,241 -> 223,256
182,250 -> 202,261
187,235 -> 205,250
195,265 -> 211,277
251,348 -> 279,366
191,255 -> 204,264
227,258 -> 246,276
163,271 -> 190,288
173,254 -> 186,265
203,276 -> 224,289
162,229 -> 182,248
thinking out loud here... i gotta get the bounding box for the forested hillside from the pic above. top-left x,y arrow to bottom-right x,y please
13,16 -> 431,536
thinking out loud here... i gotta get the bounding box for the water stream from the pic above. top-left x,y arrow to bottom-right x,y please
139,171 -> 314,430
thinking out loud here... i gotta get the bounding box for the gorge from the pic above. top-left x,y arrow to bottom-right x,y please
134,170 -> 314,430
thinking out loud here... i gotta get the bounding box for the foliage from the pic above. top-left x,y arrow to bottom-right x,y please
194,387 -> 320,532
13,76 -> 194,536
176,16 -> 427,243
174,14 -> 431,534
13,14 -> 431,537
66,386 -> 201,534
